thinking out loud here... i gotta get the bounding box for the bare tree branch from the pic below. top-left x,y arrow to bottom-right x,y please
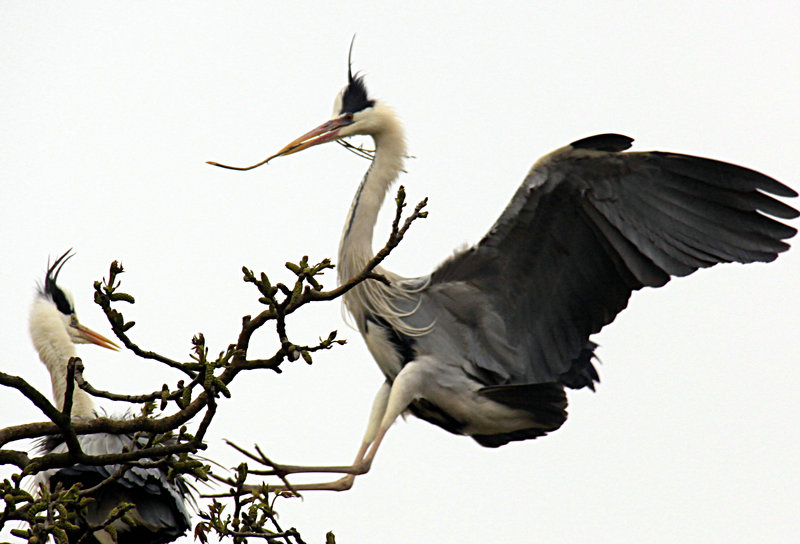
0,371 -> 63,427
0,186 -> 428,543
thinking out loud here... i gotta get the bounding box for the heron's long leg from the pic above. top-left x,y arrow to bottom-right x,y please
270,421 -> 394,492
265,364 -> 424,492
265,382 -> 390,477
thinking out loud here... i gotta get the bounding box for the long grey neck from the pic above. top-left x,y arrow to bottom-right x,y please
338,129 -> 407,285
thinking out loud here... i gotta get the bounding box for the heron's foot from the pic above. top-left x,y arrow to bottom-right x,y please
263,474 -> 356,494
329,474 -> 356,491
250,451 -> 372,493
264,459 -> 371,477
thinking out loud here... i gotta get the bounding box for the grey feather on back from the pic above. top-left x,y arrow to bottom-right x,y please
39,430 -> 192,543
430,135 -> 798,387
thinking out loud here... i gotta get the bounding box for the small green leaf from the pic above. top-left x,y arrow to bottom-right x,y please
104,524 -> 119,541
179,387 -> 192,408
52,527 -> 69,544
109,292 -> 135,304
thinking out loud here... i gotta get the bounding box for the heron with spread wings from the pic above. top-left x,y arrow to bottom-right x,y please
209,51 -> 798,492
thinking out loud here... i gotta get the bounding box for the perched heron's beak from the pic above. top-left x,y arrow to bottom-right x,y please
207,115 -> 353,171
75,323 -> 120,351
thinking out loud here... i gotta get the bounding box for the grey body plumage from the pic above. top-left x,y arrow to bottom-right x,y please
39,428 -> 192,544
209,57 -> 797,490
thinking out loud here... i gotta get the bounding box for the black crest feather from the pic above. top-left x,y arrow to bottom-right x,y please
43,249 -> 74,315
340,37 -> 375,114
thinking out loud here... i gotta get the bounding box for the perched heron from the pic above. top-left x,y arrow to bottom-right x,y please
30,250 -> 192,543
209,55 -> 798,492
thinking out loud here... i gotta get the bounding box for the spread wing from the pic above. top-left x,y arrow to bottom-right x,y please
430,134 -> 798,386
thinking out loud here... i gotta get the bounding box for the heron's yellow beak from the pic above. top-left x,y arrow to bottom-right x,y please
207,115 -> 354,171
75,323 -> 121,351
273,115 -> 353,158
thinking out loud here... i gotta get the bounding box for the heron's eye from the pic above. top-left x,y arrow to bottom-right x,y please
344,113 -> 354,122
70,316 -> 78,327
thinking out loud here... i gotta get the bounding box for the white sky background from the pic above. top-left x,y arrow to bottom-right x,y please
2,3 -> 799,543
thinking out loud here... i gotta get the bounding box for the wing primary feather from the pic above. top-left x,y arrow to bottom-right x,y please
624,182 -> 791,258
634,174 -> 797,243
650,152 -> 798,198
640,166 -> 799,221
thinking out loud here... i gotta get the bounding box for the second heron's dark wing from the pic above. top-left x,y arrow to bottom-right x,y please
430,134 -> 798,386
39,431 -> 193,543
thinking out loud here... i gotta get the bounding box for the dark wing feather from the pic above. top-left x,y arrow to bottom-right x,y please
431,135 -> 798,385
473,382 -> 568,447
39,431 -> 192,543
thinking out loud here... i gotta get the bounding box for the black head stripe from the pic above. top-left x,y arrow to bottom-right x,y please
340,38 -> 374,114
341,73 -> 375,114
44,249 -> 75,315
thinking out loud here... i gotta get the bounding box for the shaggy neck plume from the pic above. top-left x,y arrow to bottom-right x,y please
338,107 -> 407,326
